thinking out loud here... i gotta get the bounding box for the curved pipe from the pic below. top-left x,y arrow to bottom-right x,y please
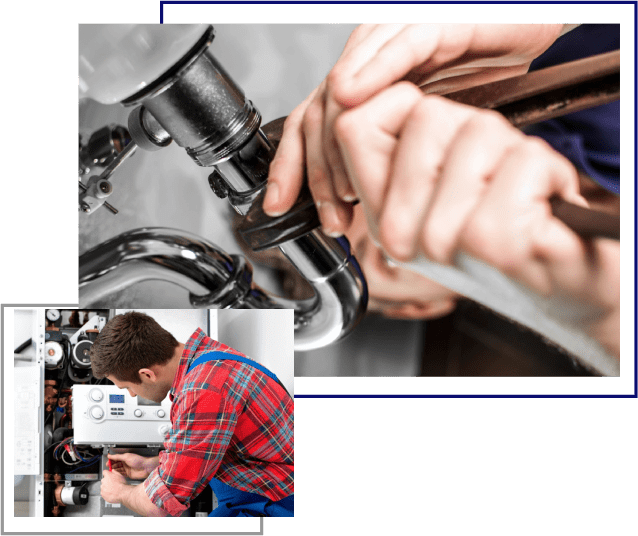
79,227 -> 367,351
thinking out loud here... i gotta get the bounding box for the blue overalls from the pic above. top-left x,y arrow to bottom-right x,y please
185,351 -> 294,517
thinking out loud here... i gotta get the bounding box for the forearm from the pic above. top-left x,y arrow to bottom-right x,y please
120,481 -> 167,517
144,456 -> 161,475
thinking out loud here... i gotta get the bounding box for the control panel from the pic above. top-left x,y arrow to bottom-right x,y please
72,385 -> 171,446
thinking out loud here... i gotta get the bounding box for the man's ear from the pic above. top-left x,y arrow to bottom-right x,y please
138,367 -> 157,383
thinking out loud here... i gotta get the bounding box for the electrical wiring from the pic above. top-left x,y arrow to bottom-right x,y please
65,455 -> 101,474
53,438 -> 74,460
61,449 -> 81,466
44,438 -> 67,456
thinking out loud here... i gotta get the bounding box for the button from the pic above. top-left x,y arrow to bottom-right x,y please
117,412 -> 124,415
157,409 -> 166,418
134,409 -> 143,417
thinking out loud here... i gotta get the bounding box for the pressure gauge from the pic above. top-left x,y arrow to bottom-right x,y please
46,309 -> 61,322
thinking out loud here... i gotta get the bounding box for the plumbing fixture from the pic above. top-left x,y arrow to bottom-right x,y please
79,228 -> 366,351
78,24 -> 369,349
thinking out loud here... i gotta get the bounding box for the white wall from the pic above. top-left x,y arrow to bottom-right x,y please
216,309 -> 294,395
115,309 -> 212,342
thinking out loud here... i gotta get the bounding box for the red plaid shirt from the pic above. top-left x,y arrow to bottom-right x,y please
144,328 -> 294,516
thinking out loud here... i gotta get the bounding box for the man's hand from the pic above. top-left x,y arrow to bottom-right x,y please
107,453 -> 158,480
100,469 -> 127,504
264,23 -> 568,236
100,468 -> 167,516
332,83 -> 619,357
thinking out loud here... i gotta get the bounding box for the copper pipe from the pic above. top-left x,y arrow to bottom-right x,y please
445,50 -> 620,127
444,50 -> 620,241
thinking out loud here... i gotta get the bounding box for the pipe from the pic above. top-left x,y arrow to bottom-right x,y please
79,25 -> 369,350
79,228 -> 367,351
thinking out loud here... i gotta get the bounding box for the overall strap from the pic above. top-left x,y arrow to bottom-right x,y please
186,351 -> 291,397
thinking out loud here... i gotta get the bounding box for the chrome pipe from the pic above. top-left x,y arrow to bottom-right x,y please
79,227 -> 367,351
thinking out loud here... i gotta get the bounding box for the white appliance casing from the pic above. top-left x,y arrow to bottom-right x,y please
72,385 -> 171,446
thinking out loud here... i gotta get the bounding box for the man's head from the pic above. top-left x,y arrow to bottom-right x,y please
90,312 -> 182,402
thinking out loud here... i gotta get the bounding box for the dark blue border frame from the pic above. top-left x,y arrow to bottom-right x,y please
160,4 -> 638,398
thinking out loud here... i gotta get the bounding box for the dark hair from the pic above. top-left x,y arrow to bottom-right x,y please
90,312 -> 179,384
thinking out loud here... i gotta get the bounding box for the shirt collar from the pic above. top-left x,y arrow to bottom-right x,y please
170,328 -> 208,401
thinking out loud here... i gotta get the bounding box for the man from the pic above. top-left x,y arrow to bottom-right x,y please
91,311 -> 294,516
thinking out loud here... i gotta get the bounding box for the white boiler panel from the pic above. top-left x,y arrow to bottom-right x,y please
72,385 -> 171,446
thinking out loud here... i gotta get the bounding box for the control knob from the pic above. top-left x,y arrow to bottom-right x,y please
134,409 -> 143,417
89,388 -> 103,402
156,409 -> 166,418
89,406 -> 104,420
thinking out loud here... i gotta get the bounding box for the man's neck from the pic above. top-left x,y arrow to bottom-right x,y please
165,343 -> 185,386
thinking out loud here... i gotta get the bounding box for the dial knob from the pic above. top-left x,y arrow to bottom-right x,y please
90,406 -> 104,420
156,409 -> 166,418
89,388 -> 103,402
159,424 -> 170,436
134,409 -> 143,417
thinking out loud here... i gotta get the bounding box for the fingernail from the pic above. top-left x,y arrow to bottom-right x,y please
317,201 -> 342,237
263,183 -> 283,216
342,194 -> 358,203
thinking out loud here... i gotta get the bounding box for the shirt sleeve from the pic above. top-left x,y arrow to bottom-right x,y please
143,385 -> 240,516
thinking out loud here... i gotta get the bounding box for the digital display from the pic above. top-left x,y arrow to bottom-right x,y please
109,394 -> 125,404
137,397 -> 160,406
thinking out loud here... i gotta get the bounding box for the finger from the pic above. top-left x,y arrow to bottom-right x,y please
327,24 -> 407,106
459,137 -> 584,295
334,82 -> 425,239
377,95 -> 477,261
331,24 -> 447,106
323,97 -> 358,205
302,89 -> 351,236
316,24 -> 382,207
419,109 -> 524,264
264,87 -> 319,216
264,26 -> 382,222
338,24 -> 379,58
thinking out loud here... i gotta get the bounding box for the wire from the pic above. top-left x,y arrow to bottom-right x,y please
44,439 -> 67,456
66,456 -> 101,474
53,437 -> 74,460
61,449 -> 81,466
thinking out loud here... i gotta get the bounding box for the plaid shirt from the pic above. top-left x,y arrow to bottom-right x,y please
144,328 -> 294,516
